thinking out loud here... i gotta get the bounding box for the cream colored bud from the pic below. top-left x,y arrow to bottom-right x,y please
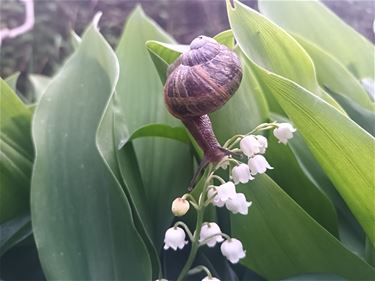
171,197 -> 190,216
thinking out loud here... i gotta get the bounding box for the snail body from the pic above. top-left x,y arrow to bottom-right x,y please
163,36 -> 243,187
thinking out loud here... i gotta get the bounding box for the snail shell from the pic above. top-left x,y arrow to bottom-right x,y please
164,36 -> 242,119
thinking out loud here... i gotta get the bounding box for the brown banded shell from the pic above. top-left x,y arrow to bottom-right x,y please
164,36 -> 243,119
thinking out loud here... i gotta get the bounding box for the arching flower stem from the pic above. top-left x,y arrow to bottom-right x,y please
174,221 -> 194,241
187,265 -> 212,277
199,232 -> 231,246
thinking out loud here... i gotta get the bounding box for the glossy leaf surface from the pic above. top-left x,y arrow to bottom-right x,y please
231,175 -> 375,280
31,21 -> 151,280
258,0 -> 375,78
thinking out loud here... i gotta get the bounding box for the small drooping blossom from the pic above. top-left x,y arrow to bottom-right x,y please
219,156 -> 230,170
232,164 -> 253,184
240,135 -> 261,157
255,135 -> 268,154
273,123 -> 296,144
225,193 -> 252,215
215,181 -> 237,202
248,155 -> 273,175
208,182 -> 237,208
199,222 -> 224,247
163,227 -> 188,250
171,197 -> 190,216
207,187 -> 225,207
202,276 -> 220,281
220,238 -> 246,264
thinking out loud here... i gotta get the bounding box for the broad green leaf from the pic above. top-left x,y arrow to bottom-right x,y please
130,124 -> 190,144
5,72 -> 20,91
294,36 -> 373,111
226,0 -> 345,114
213,29 -> 235,49
232,175 -> 375,280
257,69 -> 375,246
115,6 -> 193,250
267,136 -> 338,236
282,273 -> 344,281
258,0 -> 375,79
227,0 -> 317,93
97,97 -> 161,277
0,213 -> 31,256
227,0 -> 375,246
324,88 -> 375,136
31,20 -> 151,280
0,80 -> 32,223
271,113 -> 366,257
145,41 -> 187,84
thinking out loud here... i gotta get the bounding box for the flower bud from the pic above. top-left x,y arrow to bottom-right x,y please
171,197 -> 190,216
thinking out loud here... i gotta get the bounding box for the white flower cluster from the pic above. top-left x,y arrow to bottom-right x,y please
161,122 -> 296,281
164,222 -> 246,266
208,182 -> 252,215
208,123 -> 295,215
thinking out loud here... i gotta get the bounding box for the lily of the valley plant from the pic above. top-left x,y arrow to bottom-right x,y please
163,122 -> 296,281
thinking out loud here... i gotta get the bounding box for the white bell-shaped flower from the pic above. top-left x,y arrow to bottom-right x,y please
215,181 -> 237,202
163,227 -> 188,250
273,123 -> 296,144
255,135 -> 268,154
219,156 -> 230,170
202,277 -> 220,281
220,238 -> 246,264
232,164 -> 253,184
240,135 -> 261,157
207,187 -> 225,207
199,222 -> 224,247
248,155 -> 273,175
225,193 -> 252,215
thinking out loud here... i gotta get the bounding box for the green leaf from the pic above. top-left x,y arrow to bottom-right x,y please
271,113 -> 366,257
226,0 -> 345,114
0,213 -> 31,256
213,29 -> 235,49
227,0 -> 375,246
31,19 -> 151,280
115,6 -> 193,250
258,69 -> 375,246
0,80 -> 33,223
324,87 -> 375,136
231,175 -> 375,280
258,0 -> 375,79
294,36 -> 373,111
130,124 -> 190,144
282,273 -> 344,281
267,136 -> 338,236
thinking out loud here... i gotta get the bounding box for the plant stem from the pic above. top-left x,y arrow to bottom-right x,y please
177,166 -> 214,281
176,206 -> 205,281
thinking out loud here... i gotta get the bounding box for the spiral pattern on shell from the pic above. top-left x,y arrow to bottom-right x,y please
164,36 -> 243,119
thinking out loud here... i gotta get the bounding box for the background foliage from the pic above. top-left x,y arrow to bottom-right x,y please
0,0 -> 374,280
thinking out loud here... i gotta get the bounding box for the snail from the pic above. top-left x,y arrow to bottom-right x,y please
164,35 -> 243,189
